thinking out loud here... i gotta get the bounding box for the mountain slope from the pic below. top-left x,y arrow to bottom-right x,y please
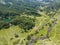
0,0 -> 60,45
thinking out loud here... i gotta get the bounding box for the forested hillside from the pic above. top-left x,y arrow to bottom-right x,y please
0,0 -> 60,45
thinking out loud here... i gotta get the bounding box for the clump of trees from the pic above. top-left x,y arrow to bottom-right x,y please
0,11 -> 19,30
19,16 -> 35,31
0,10 -> 36,31
11,16 -> 35,31
0,11 -> 35,31
0,11 -> 19,20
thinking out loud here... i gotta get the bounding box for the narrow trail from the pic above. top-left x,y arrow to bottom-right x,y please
46,18 -> 57,38
27,18 -> 57,45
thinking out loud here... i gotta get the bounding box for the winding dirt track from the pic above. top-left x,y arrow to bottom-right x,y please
27,18 -> 57,45
46,18 -> 57,38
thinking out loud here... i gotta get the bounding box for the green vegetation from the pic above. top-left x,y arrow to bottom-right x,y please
0,0 -> 60,45
11,16 -> 35,31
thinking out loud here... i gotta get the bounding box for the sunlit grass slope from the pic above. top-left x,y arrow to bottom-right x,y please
0,12 -> 60,45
